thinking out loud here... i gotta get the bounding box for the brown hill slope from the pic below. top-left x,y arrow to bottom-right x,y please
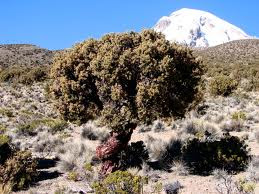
194,39 -> 259,78
0,44 -> 55,68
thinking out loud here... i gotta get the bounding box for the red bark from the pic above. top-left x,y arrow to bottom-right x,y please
96,125 -> 135,177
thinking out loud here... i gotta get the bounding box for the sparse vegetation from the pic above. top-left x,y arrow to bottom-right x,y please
17,118 -> 68,136
213,169 -> 256,194
195,39 -> 259,91
0,44 -> 54,69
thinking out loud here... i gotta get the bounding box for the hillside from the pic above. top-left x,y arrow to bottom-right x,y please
0,40 -> 258,193
0,44 -> 55,68
194,39 -> 259,79
195,39 -> 259,65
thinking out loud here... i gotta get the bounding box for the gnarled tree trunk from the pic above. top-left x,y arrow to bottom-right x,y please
96,124 -> 136,177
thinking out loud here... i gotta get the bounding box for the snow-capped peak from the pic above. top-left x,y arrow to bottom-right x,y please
154,8 -> 251,47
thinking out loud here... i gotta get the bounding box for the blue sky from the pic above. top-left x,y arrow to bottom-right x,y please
1,0 -> 258,50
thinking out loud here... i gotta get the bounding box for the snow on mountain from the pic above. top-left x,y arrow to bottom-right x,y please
154,8 -> 252,47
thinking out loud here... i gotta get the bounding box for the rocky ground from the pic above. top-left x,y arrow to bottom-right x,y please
0,82 -> 259,194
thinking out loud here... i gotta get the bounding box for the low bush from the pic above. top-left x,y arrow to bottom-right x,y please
19,66 -> 48,84
213,169 -> 256,194
232,111 -> 247,121
80,122 -> 109,142
67,171 -> 79,181
119,141 -> 149,170
209,75 -> 238,96
0,150 -> 38,191
92,170 -> 147,194
0,124 -> 7,134
160,138 -> 183,170
182,134 -> 250,175
0,66 -> 49,85
170,161 -> 189,176
0,66 -> 25,83
0,108 -> 14,118
57,141 -> 95,173
221,120 -> 244,132
163,181 -> 182,194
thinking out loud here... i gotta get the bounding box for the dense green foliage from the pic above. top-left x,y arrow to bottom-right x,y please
182,134 -> 250,175
51,30 -> 204,130
209,74 -> 238,96
92,170 -> 147,194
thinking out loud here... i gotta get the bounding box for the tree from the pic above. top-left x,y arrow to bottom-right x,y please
51,30 -> 204,176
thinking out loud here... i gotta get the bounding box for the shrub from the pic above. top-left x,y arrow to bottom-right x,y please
146,135 -> 167,162
84,163 -> 93,172
213,169 -> 256,194
0,108 -> 14,117
209,74 -> 238,96
67,171 -> 79,181
51,29 -> 204,126
119,141 -> 149,170
0,66 -> 25,83
0,151 -> 38,191
182,134 -> 250,175
19,66 -> 48,84
51,29 -> 204,175
152,182 -> 163,193
57,141 -> 95,173
0,135 -> 12,165
163,181 -> 182,194
160,138 -> 183,169
221,120 -> 244,132
80,122 -> 109,142
46,119 -> 68,133
0,124 -> 7,134
92,170 -> 147,194
32,131 -> 63,157
232,111 -> 247,121
0,66 -> 49,85
170,161 -> 189,176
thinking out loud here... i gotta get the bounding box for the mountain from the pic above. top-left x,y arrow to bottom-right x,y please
154,8 -> 252,47
0,44 -> 56,68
